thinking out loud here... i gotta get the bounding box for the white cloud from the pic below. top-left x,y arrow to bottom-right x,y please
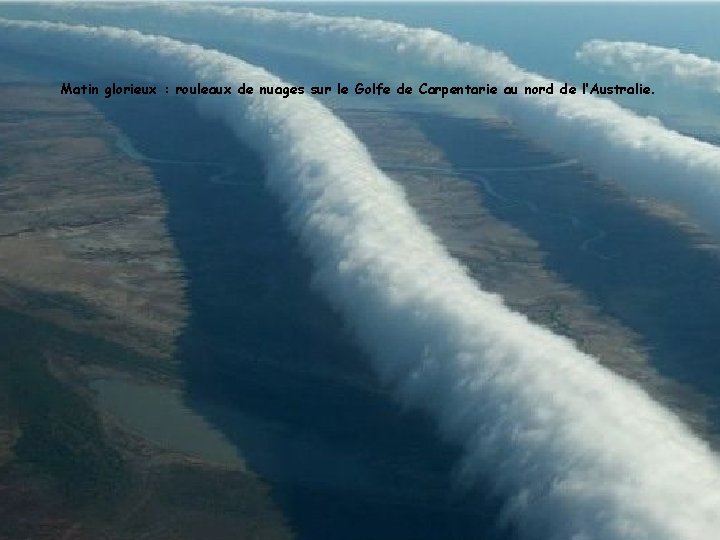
69,2 -> 720,239
577,39 -> 720,94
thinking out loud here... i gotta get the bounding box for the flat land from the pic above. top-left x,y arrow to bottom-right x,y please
0,85 -> 185,360
0,84 -> 291,540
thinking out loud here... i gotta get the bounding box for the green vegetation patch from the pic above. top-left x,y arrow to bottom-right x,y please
0,309 -> 132,506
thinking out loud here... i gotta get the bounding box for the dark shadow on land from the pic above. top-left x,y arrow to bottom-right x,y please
91,91 -> 512,539
414,112 -> 720,427
0,43 -> 515,539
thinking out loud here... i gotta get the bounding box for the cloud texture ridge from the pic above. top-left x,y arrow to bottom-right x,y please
577,39 -> 720,94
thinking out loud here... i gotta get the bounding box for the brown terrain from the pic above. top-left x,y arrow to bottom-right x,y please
0,85 -> 291,540
0,86 -> 185,361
